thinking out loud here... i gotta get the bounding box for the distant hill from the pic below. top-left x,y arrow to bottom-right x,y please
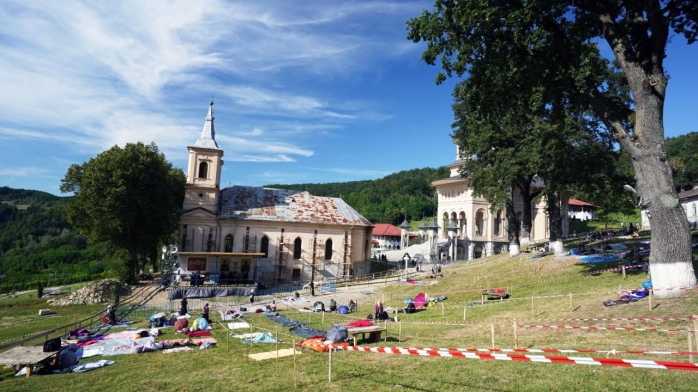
266,167 -> 450,225
0,186 -> 61,205
0,187 -> 121,292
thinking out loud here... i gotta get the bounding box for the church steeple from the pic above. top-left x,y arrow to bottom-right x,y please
194,100 -> 219,149
183,101 -> 225,214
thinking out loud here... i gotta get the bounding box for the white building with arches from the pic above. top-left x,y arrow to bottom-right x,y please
178,102 -> 373,286
432,141 -> 570,259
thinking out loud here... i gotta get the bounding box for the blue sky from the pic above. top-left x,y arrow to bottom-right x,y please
0,1 -> 696,196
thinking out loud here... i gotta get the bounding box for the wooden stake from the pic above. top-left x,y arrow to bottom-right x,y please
463,304 -> 467,321
399,321 -> 402,341
531,296 -> 534,318
276,328 -> 279,362
490,323 -> 495,348
441,302 -> 444,316
622,265 -> 626,279
649,289 -> 653,311
293,339 -> 297,387
688,331 -> 693,363
328,345 -> 332,383
513,319 -> 518,349
322,311 -> 324,325
693,315 -> 698,357
384,320 -> 388,342
569,293 -> 572,312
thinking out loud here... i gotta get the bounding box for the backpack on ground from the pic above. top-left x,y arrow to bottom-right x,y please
406,302 -> 416,314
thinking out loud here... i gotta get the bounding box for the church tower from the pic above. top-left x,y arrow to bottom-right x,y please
183,101 -> 224,213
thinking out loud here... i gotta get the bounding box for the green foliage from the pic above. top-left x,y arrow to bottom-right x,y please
267,167 -> 449,224
60,142 -> 185,283
666,132 -> 698,191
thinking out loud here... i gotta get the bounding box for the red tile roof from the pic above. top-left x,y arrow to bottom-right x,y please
372,223 -> 402,236
568,199 -> 597,208
372,223 -> 417,237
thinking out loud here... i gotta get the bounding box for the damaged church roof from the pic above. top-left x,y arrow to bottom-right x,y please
219,186 -> 372,226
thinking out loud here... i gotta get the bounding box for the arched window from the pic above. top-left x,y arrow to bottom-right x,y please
475,210 -> 485,236
293,238 -> 302,259
494,210 -> 502,236
198,161 -> 208,179
474,244 -> 484,259
224,234 -> 233,252
260,236 -> 269,258
325,239 -> 333,260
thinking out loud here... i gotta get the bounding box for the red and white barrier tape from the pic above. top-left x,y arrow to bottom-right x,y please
413,347 -> 698,356
404,316 -> 693,326
514,324 -> 690,333
346,346 -> 698,371
530,317 -> 691,322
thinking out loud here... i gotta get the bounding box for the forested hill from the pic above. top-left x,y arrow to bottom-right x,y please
0,186 -> 61,205
266,167 -> 450,225
0,187 -> 119,292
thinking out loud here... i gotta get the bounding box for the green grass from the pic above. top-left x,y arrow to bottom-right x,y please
2,248 -> 698,391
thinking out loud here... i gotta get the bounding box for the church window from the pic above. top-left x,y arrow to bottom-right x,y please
261,236 -> 269,258
198,161 -> 208,179
325,239 -> 333,260
293,238 -> 302,259
224,234 -> 233,252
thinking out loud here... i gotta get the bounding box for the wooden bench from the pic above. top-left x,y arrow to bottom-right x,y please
345,325 -> 386,346
0,345 -> 63,378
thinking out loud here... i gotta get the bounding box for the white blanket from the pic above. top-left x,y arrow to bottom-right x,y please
227,321 -> 251,330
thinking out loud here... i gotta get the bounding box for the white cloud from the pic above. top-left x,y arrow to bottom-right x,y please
0,0 -> 421,191
0,166 -> 53,178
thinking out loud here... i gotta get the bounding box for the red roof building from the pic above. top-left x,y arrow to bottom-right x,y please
371,223 -> 416,250
568,199 -> 597,221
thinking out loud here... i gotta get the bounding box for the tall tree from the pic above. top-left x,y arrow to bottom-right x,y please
60,142 -> 185,283
451,103 -> 543,256
408,1 -> 698,296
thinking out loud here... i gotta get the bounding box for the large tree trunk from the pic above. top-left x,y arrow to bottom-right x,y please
630,149 -> 695,298
613,68 -> 697,298
506,197 -> 521,257
518,181 -> 535,247
546,191 -> 564,255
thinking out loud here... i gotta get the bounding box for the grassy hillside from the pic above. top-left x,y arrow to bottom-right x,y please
3,239 -> 698,391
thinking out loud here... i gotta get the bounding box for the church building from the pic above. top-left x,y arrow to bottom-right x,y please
177,102 -> 373,286
432,141 -> 570,259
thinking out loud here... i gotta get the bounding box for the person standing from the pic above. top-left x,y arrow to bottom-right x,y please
203,303 -> 210,323
374,300 -> 383,321
107,304 -> 117,325
309,280 -> 315,296
180,297 -> 188,316
249,289 -> 255,304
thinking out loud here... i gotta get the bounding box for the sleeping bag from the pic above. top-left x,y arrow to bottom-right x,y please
174,318 -> 188,331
